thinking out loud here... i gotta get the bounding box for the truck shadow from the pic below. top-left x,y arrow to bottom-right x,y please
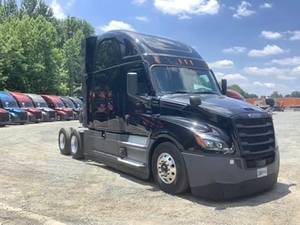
87,162 -> 295,209
179,182 -> 296,210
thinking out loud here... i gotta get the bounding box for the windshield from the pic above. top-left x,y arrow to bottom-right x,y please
35,101 -> 48,108
20,101 -> 34,108
151,66 -> 220,95
63,98 -> 75,108
1,98 -> 19,108
56,102 -> 65,108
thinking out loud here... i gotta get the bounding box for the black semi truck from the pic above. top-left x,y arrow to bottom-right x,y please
58,31 -> 279,200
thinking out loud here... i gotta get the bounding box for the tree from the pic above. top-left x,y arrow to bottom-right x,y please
270,91 -> 283,98
0,16 -> 62,93
286,91 -> 300,98
55,16 -> 94,48
62,31 -> 84,95
0,0 -> 95,95
20,0 -> 53,21
228,84 -> 258,98
2,0 -> 18,17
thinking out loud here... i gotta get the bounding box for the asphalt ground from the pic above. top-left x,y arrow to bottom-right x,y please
0,112 -> 299,225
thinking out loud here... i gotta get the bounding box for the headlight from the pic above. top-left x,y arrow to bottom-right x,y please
194,133 -> 234,154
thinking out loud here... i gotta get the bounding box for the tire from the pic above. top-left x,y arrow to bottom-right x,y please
152,142 -> 189,195
58,128 -> 71,155
70,129 -> 84,160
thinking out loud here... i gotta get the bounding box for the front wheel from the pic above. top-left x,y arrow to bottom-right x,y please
152,142 -> 189,195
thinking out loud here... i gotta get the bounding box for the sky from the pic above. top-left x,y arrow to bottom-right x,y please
47,0 -> 300,96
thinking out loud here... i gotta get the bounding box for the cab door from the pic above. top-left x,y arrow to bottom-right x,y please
124,62 -> 152,137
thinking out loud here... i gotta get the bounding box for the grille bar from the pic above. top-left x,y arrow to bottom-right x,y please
234,114 -> 275,156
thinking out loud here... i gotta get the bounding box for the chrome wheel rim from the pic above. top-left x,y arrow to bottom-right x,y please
59,133 -> 65,150
157,153 -> 177,184
71,135 -> 78,154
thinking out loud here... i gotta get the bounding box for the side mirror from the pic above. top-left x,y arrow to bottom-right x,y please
190,96 -> 202,108
127,72 -> 138,96
221,79 -> 227,95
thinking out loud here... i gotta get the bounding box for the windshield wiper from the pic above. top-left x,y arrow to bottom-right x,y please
193,91 -> 218,95
165,90 -> 189,94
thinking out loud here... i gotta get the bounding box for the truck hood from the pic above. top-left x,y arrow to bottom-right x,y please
24,107 -> 42,114
0,108 -> 8,113
39,107 -> 55,112
160,94 -> 265,117
6,108 -> 26,114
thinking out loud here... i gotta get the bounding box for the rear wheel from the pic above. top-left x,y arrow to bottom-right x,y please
58,128 -> 71,155
70,129 -> 84,160
152,142 -> 189,195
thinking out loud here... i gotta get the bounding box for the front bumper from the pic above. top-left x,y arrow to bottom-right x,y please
182,151 -> 279,200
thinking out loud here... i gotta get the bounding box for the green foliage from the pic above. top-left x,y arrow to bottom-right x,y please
2,0 -> 18,17
285,91 -> 300,98
0,0 -> 95,95
20,0 -> 54,20
270,91 -> 283,99
228,84 -> 258,98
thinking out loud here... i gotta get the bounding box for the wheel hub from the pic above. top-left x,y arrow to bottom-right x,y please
71,136 -> 78,154
59,133 -> 65,150
157,153 -> 177,184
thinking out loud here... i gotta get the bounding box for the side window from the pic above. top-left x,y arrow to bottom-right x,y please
94,39 -> 122,71
124,39 -> 138,56
89,68 -> 122,130
127,64 -> 150,96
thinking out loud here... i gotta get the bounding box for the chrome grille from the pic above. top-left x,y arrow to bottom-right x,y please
20,112 -> 28,121
49,111 -> 56,118
0,112 -> 9,122
234,115 -> 276,155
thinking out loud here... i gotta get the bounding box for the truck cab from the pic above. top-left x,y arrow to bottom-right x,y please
26,94 -> 57,122
58,31 -> 279,200
60,96 -> 79,120
0,91 -> 28,124
42,95 -> 74,121
0,108 -> 10,126
10,92 -> 43,123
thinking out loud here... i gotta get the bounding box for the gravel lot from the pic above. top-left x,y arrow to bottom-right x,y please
0,112 -> 299,225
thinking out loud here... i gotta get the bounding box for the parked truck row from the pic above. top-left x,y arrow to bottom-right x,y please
0,91 -> 83,126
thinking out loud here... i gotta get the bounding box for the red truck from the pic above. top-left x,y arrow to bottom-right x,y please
42,95 -> 74,121
9,91 -> 43,123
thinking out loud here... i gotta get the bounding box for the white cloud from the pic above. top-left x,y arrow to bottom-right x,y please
289,31 -> 300,41
271,56 -> 300,66
224,73 -> 248,81
248,45 -> 285,57
50,0 -> 66,19
132,0 -> 147,5
260,3 -> 272,9
179,14 -> 192,20
135,16 -> 149,22
244,66 -> 288,76
233,1 -> 255,19
292,66 -> 300,76
222,46 -> 246,54
261,31 -> 282,40
153,0 -> 220,18
101,20 -> 135,32
277,75 -> 297,81
253,81 -> 275,88
66,0 -> 75,8
244,66 -> 300,80
209,60 -> 234,69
